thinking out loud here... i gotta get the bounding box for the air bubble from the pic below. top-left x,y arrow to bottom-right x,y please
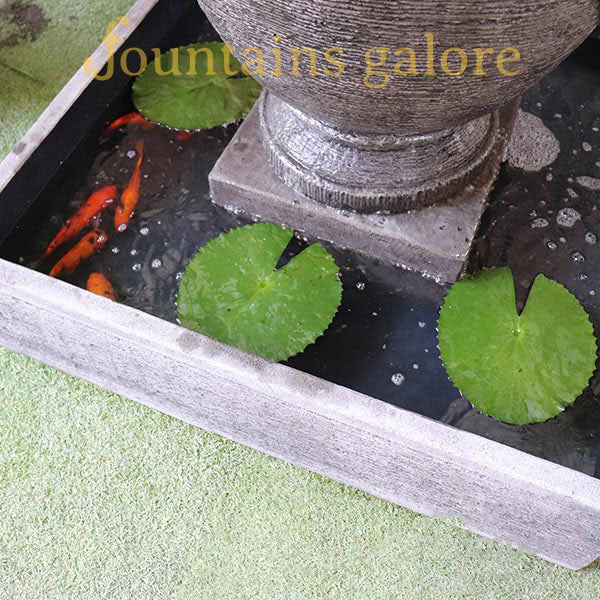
391,373 -> 405,386
530,218 -> 549,229
557,207 -> 581,227
576,176 -> 600,191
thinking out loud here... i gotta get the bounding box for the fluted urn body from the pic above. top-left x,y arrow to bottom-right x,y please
198,0 -> 599,212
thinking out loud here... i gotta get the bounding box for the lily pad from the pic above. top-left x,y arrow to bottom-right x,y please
177,224 -> 342,362
438,267 -> 597,425
132,42 -> 262,130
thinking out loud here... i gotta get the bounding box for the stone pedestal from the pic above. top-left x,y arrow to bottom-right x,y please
209,99 -> 519,283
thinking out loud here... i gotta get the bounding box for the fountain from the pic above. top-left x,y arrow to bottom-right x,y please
1,0 -> 600,570
199,0 -> 599,281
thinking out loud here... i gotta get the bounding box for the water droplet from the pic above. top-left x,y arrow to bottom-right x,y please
132,263 -> 142,272
572,252 -> 585,264
546,172 -> 553,182
372,311 -> 378,317
151,258 -> 162,269
530,218 -> 549,229
127,149 -> 137,159
585,232 -> 597,245
111,247 -> 120,254
97,234 -> 107,243
579,273 -> 589,281
413,363 -> 419,370
356,282 -> 365,291
583,142 -> 593,152
391,373 -> 405,386
176,271 -> 184,281
590,290 -> 596,296
117,223 -> 127,232
418,322 -> 426,329
566,188 -> 579,199
547,241 -> 557,250
130,249 -> 138,256
557,208 -> 581,227
140,227 -> 150,236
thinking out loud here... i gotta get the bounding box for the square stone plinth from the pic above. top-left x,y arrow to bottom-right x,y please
209,104 -> 517,283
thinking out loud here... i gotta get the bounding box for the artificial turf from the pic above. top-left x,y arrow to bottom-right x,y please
1,1 -> 600,598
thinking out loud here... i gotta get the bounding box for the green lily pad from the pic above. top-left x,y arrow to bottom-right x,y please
132,42 -> 262,130
438,267 -> 597,425
177,223 -> 342,362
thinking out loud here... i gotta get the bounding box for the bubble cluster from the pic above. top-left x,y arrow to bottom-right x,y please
507,110 -> 560,172
391,373 -> 405,386
530,218 -> 549,229
556,207 -> 581,228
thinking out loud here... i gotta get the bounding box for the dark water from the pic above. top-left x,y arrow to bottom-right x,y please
2,36 -> 600,476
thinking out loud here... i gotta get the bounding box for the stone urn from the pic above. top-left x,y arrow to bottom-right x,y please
197,0 -> 599,214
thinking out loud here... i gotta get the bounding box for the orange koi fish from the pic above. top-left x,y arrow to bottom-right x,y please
102,112 -> 152,137
176,131 -> 195,141
45,185 -> 117,257
115,140 -> 144,232
87,273 -> 116,300
49,230 -> 108,278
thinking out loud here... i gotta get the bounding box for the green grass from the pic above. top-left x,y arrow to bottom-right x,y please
1,1 -> 600,598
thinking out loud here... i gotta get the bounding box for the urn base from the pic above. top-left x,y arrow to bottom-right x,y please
208,99 -> 519,283
260,92 -> 502,214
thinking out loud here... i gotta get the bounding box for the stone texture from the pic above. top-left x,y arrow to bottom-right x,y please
198,0 -> 599,210
210,100 -> 518,283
